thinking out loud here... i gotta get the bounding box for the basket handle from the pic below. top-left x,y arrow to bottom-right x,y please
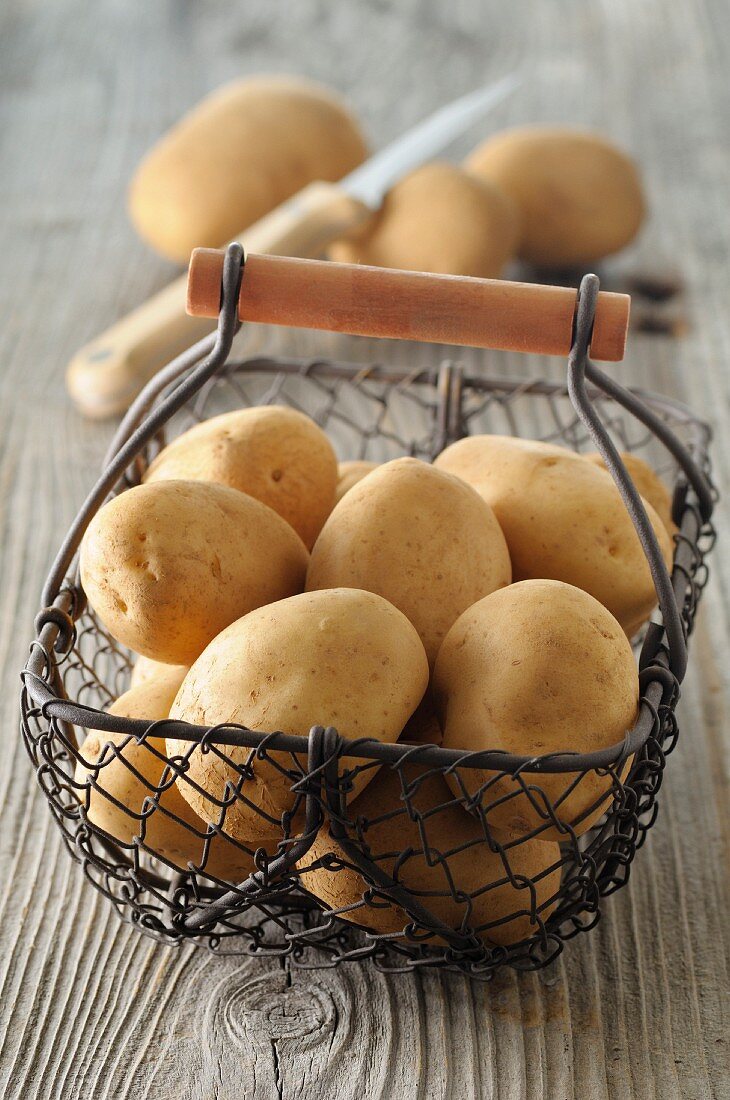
567,275 -> 701,682
186,248 -> 631,363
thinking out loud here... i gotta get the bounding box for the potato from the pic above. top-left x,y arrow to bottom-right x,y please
129,655 -> 188,689
167,589 -> 429,843
585,451 -> 676,537
80,479 -> 308,665
434,435 -> 672,637
433,580 -> 638,840
129,76 -> 368,263
298,765 -> 562,947
465,127 -> 646,267
144,406 -> 337,549
334,460 -> 379,506
74,668 -> 257,881
306,457 -> 512,666
329,162 -> 519,278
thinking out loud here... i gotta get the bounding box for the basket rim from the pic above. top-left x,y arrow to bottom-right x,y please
107,348 -> 714,449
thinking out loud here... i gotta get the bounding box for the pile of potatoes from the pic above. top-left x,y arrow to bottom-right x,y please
130,75 -> 646,278
76,403 -> 675,948
463,128 -> 645,271
330,129 -> 646,278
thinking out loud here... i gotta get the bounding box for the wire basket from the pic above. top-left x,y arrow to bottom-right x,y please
21,247 -> 717,979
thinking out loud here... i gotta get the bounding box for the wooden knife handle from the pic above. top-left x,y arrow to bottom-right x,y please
241,180 -> 371,258
187,249 -> 630,361
65,183 -> 371,419
66,277 -> 214,419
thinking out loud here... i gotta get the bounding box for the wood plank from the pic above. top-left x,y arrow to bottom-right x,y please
0,0 -> 727,1097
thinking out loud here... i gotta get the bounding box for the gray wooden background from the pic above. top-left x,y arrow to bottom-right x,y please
1,1 -> 728,1097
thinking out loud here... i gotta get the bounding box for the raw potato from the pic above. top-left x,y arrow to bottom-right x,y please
329,162 -> 519,278
80,479 -> 308,665
298,766 -> 562,946
74,669 -> 257,880
586,451 -> 677,537
433,579 -> 638,840
129,76 -> 368,262
130,655 -> 188,689
144,406 -> 338,549
306,457 -> 512,666
434,435 -> 672,637
334,460 -> 379,506
168,589 -> 429,843
466,127 -> 646,267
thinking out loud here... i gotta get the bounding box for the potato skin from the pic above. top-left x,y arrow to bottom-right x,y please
80,479 -> 308,665
466,126 -> 645,267
434,436 -> 672,638
129,655 -> 188,689
433,579 -> 638,839
129,76 -> 368,262
306,457 -> 512,666
334,460 -> 379,506
586,451 -> 676,537
74,669 -> 257,881
168,589 -> 429,842
144,406 -> 337,549
329,162 -> 519,278
299,766 -> 561,947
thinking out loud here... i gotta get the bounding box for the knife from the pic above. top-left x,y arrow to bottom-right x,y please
66,74 -> 520,418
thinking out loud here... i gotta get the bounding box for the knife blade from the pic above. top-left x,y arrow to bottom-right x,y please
343,74 -> 521,208
66,74 -> 520,418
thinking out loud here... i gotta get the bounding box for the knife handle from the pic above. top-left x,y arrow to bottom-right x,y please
65,277 -> 214,419
65,182 -> 371,419
188,250 -> 631,362
242,181 -> 371,258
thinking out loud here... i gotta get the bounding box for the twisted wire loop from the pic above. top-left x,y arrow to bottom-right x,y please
19,261 -> 717,976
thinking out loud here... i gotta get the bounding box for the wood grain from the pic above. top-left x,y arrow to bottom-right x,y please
0,1 -> 728,1098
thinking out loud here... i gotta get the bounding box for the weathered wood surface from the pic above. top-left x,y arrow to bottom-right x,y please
0,1 -> 728,1096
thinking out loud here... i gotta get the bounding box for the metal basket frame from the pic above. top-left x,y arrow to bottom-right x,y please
20,246 -> 717,977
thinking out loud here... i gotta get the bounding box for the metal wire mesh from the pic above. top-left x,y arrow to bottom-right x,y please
20,345 -> 716,979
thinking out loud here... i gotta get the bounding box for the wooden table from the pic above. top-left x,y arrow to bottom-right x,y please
1,2 -> 727,1096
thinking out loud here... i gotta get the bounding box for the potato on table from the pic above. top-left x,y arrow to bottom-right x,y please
168,588 -> 429,843
144,406 -> 338,549
433,579 -> 639,840
299,765 -> 562,947
80,479 -> 308,665
74,668 -> 258,881
329,161 -> 519,278
465,126 -> 646,267
306,457 -> 512,666
434,435 -> 672,637
129,76 -> 368,263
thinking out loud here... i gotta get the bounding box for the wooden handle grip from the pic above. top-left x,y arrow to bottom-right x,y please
187,249 -> 630,361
